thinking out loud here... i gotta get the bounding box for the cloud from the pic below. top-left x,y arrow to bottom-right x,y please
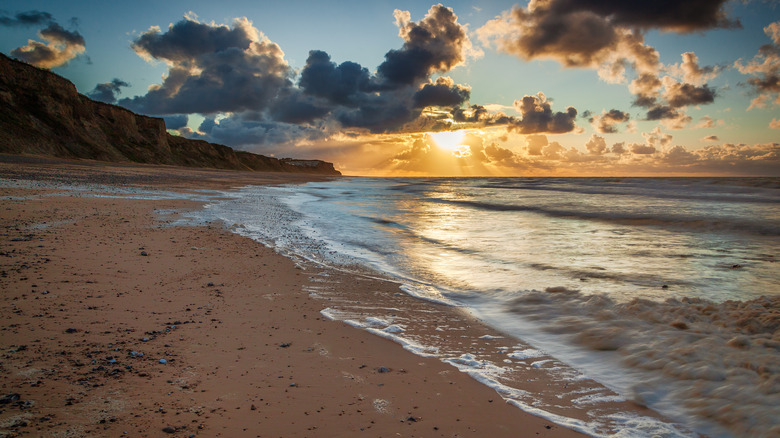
736,21 -> 780,110
478,1 -> 729,130
702,135 -> 719,142
162,115 -> 188,130
670,52 -> 721,85
0,10 -> 54,27
525,134 -> 548,155
299,50 -> 373,106
662,78 -> 716,108
585,134 -> 607,155
413,76 -> 471,108
611,142 -> 627,154
630,143 -> 656,154
695,115 -> 717,129
771,118 -> 780,129
509,93 -> 578,134
541,0 -> 739,32
119,16 -> 293,115
377,5 -> 478,86
87,78 -> 130,103
588,109 -> 630,133
9,22 -> 85,68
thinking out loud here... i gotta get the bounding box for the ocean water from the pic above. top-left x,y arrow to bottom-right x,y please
191,177 -> 780,437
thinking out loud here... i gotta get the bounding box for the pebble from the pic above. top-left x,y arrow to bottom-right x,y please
159,359 -> 167,364
377,367 -> 391,373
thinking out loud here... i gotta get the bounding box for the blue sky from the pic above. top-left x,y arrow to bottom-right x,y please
2,1 -> 779,175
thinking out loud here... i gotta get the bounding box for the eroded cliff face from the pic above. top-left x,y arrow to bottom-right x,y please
0,54 -> 340,175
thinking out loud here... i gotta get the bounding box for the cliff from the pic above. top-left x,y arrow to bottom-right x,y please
0,54 -> 340,175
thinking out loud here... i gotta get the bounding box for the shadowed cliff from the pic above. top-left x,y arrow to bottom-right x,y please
0,54 -> 340,175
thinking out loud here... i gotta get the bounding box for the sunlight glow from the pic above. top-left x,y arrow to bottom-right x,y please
429,130 -> 466,151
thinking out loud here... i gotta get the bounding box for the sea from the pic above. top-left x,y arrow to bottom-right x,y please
124,176 -> 780,437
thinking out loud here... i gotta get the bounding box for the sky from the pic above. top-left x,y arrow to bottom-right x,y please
1,1 -> 779,176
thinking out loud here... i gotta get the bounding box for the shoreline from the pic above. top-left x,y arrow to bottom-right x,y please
0,156 -> 678,437
0,156 -> 588,437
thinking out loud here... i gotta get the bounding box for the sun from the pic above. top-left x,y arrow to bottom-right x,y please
429,130 -> 466,151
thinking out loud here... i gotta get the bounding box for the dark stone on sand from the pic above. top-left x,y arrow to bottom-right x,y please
279,343 -> 291,348
65,328 -> 78,333
377,367 -> 391,373
162,426 -> 176,433
0,393 -> 21,405
140,251 -> 148,256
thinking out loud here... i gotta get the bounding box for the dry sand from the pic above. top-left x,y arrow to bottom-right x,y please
0,155 -> 647,437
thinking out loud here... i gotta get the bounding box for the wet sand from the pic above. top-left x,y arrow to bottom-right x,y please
0,155 -> 639,437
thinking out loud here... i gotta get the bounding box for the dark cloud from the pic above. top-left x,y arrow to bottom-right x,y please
194,113 -> 327,147
132,18 -> 254,62
412,77 -> 470,108
10,22 -> 86,68
545,0 -> 739,32
299,50 -> 373,106
269,91 -> 330,124
664,82 -> 716,107
377,5 -> 474,85
510,93 -> 578,134
646,105 -> 679,121
163,115 -> 188,130
87,78 -> 130,104
479,1 -> 730,127
736,21 -> 780,109
589,109 -> 630,133
120,17 -> 293,115
0,10 -> 53,27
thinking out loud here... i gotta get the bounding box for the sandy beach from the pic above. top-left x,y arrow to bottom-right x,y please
0,155 -> 676,437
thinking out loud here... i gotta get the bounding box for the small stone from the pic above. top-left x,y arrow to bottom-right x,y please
250,404 -> 257,411
377,367 -> 391,373
159,359 -> 168,364
162,426 -> 176,433
207,282 -> 214,287
140,251 -> 148,257
65,328 -> 78,334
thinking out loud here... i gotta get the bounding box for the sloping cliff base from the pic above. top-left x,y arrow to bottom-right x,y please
0,164 -> 588,437
0,54 -> 339,175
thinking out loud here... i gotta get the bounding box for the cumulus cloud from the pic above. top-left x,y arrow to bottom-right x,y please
630,143 -> 656,154
509,93 -> 578,134
162,115 -> 189,130
119,16 -> 292,115
670,52 -> 722,85
378,5 -> 479,86
771,118 -> 780,129
736,21 -> 780,109
585,134 -> 608,155
9,21 -> 85,68
642,127 -> 673,151
588,109 -> 630,133
478,1 -> 728,128
611,142 -> 627,154
87,78 -> 130,104
413,76 -> 471,108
